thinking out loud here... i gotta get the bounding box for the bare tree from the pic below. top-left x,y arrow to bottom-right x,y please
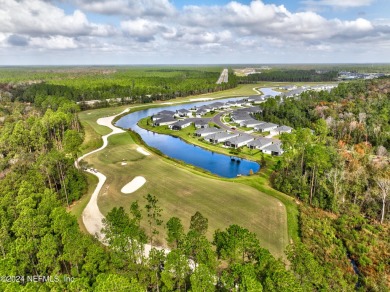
376,177 -> 390,224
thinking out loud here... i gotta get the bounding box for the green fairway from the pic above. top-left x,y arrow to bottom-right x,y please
81,130 -> 288,258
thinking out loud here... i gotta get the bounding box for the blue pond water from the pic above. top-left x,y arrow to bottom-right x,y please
116,89 -> 279,178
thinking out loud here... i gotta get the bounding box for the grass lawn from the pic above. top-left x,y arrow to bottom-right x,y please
81,130 -> 288,259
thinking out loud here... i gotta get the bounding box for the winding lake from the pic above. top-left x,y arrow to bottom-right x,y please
116,88 -> 279,178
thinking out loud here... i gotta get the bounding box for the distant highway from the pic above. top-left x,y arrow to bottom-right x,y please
216,68 -> 228,84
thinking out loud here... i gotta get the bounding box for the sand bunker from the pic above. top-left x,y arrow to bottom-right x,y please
121,176 -> 146,194
137,147 -> 150,156
121,162 -> 127,165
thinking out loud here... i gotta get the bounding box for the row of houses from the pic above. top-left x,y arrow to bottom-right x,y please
195,127 -> 284,155
167,118 -> 210,130
152,95 -> 272,124
193,96 -> 275,117
229,107 -> 293,135
279,84 -> 337,98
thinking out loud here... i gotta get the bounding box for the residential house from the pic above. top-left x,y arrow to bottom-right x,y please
175,109 -> 192,118
169,120 -> 192,130
240,119 -> 264,128
247,137 -> 273,150
209,102 -> 225,110
152,110 -> 175,121
247,96 -> 265,104
194,119 -> 209,129
262,143 -> 284,156
270,125 -> 293,136
195,127 -> 223,137
224,135 -> 254,148
243,106 -> 262,114
204,132 -> 239,144
254,122 -> 278,132
153,116 -> 176,126
231,113 -> 251,123
195,107 -> 208,117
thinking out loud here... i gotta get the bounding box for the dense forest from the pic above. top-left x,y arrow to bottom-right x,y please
0,67 -> 238,108
238,69 -> 338,83
0,69 -> 389,290
261,79 -> 390,290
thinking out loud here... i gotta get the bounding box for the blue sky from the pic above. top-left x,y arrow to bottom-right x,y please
0,0 -> 389,65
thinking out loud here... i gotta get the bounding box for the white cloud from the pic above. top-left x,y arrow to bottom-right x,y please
0,0 -> 389,64
302,0 -> 375,8
30,36 -> 78,50
0,0 -> 114,37
182,1 -> 379,43
75,0 -> 176,17
121,19 -> 170,41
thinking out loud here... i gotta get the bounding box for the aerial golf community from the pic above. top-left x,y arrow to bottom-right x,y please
1,66 -> 388,290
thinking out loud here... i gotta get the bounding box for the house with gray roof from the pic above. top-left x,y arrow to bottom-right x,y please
152,110 -> 175,121
204,132 -> 239,144
194,119 -> 209,129
240,119 -> 264,128
230,100 -> 245,106
209,102 -> 225,110
270,125 -> 293,135
262,143 -> 284,156
175,109 -> 192,118
231,114 -> 251,123
157,110 -> 175,116
224,135 -> 254,148
254,122 -> 278,132
244,106 -> 262,114
195,127 -> 223,137
195,107 -> 208,117
247,96 -> 265,104
153,116 -> 176,126
169,119 -> 192,130
247,137 -> 273,150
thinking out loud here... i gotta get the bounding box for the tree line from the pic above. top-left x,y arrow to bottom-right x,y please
238,70 -> 338,83
265,78 -> 390,290
1,68 -> 238,109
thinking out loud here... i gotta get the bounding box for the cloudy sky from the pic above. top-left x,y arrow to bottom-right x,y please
0,0 -> 389,65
